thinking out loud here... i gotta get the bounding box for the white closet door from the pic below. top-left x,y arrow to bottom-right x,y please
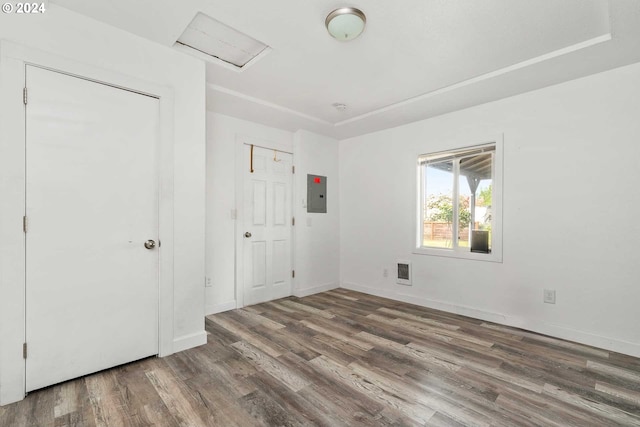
25,66 -> 160,391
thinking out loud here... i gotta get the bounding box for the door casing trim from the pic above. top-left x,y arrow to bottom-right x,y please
0,40 -> 175,405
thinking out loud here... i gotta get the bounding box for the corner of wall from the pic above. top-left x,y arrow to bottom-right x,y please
205,300 -> 237,315
293,283 -> 339,298
292,130 -> 340,297
172,331 -> 208,354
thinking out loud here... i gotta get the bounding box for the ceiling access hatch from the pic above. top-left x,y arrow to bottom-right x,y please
175,12 -> 270,70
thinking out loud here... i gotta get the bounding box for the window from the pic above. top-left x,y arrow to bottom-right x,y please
416,141 -> 502,262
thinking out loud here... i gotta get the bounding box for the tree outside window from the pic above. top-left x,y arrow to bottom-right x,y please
420,145 -> 494,252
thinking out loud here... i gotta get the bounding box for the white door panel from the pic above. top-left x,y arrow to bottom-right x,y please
243,146 -> 292,306
25,66 -> 159,391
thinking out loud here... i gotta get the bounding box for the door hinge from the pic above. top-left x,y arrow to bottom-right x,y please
23,216 -> 27,233
292,270 -> 295,278
23,343 -> 27,359
23,87 -> 28,105
292,217 -> 295,226
292,165 -> 295,174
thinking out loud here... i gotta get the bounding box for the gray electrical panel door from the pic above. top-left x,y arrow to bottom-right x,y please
307,174 -> 327,213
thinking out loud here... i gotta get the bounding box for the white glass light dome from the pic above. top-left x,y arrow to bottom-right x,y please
325,8 -> 366,41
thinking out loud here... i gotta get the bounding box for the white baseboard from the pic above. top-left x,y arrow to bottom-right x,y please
340,282 -> 508,323
0,377 -> 24,406
511,320 -> 640,359
205,299 -> 237,315
172,331 -> 207,354
293,282 -> 339,298
340,282 -> 640,358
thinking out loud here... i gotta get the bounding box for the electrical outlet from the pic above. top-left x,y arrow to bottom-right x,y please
543,289 -> 556,304
205,277 -> 212,287
383,268 -> 388,278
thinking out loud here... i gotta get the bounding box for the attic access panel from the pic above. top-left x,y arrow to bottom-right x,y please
176,12 -> 269,68
307,174 -> 327,213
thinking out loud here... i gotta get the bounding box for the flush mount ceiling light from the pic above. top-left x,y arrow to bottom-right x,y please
325,7 -> 366,41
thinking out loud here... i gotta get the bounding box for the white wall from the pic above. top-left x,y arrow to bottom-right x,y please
340,61 -> 640,357
0,5 -> 206,404
292,130 -> 340,297
205,113 -> 293,313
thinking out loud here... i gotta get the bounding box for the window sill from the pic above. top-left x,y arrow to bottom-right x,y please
413,246 -> 503,263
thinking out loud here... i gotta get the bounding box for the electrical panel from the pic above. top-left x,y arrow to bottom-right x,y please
307,174 -> 327,213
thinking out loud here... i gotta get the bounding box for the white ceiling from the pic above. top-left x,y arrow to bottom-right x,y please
53,0 -> 640,139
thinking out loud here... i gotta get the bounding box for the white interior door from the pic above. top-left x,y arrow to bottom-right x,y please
25,66 -> 160,392
243,145 -> 293,306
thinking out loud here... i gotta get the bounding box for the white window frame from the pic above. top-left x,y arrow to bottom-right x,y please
414,136 -> 503,263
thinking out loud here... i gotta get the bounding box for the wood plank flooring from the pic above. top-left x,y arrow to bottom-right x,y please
2,289 -> 640,426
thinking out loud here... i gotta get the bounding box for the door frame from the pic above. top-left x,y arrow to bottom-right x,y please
234,135 -> 295,309
0,41 -> 175,404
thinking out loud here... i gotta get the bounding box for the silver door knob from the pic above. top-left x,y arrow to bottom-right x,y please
244,232 -> 252,238
144,240 -> 156,249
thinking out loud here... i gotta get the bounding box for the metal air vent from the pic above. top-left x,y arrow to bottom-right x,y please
396,260 -> 412,286
175,12 -> 270,70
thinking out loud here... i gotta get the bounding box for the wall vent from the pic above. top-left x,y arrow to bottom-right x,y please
396,260 -> 412,286
175,12 -> 269,69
